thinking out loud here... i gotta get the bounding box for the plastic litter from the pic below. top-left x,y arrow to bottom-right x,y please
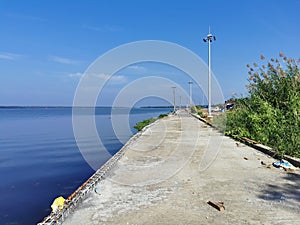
272,160 -> 296,170
51,196 -> 65,212
94,185 -> 101,195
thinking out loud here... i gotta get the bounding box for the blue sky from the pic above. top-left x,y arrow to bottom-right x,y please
0,0 -> 299,106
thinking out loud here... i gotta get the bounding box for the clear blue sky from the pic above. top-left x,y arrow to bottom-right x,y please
0,0 -> 299,106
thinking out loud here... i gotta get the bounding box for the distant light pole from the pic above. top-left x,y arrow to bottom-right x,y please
203,28 -> 216,117
172,86 -> 176,112
188,81 -> 193,110
179,96 -> 182,110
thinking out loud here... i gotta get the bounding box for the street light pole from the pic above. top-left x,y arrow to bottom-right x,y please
172,86 -> 176,112
188,81 -> 193,111
203,28 -> 216,117
179,96 -> 182,110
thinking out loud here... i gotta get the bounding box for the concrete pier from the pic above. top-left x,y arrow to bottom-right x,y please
63,111 -> 300,224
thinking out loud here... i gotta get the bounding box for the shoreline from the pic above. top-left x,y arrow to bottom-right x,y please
38,116 -> 161,225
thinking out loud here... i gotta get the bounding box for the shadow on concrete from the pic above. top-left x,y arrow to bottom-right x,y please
258,172 -> 300,203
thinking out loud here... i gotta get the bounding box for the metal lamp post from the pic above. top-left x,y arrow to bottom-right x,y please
188,81 -> 193,111
179,96 -> 182,110
203,30 -> 216,117
171,86 -> 176,112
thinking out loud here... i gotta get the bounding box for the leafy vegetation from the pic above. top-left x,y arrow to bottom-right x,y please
134,114 -> 168,131
134,118 -> 157,131
158,113 -> 168,119
195,105 -> 202,110
190,105 -> 207,118
190,106 -> 197,114
197,111 -> 205,118
214,53 -> 300,158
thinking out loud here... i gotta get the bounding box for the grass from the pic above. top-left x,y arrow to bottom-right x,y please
134,114 -> 168,131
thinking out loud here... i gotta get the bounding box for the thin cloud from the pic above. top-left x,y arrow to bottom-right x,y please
82,24 -> 122,32
126,65 -> 147,72
0,52 -> 23,60
50,56 -> 81,65
5,12 -> 47,22
92,73 -> 127,83
68,72 -> 127,84
68,72 -> 83,78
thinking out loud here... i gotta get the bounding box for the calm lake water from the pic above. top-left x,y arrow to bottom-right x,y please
0,107 -> 170,225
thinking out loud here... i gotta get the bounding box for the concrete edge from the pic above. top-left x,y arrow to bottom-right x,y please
38,114 -> 166,225
190,113 -> 300,168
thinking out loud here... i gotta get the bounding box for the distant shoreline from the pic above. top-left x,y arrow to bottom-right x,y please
140,106 -> 173,108
0,106 -> 173,109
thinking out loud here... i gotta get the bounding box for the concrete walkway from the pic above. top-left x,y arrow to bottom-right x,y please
63,111 -> 300,225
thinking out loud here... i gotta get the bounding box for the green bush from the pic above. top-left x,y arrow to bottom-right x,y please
197,111 -> 205,118
134,118 -> 157,131
134,113 -> 170,131
190,106 -> 197,113
158,113 -> 168,119
212,113 -> 227,132
196,105 -> 202,110
222,53 -> 300,158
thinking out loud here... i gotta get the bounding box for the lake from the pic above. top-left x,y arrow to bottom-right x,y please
0,107 -> 170,225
